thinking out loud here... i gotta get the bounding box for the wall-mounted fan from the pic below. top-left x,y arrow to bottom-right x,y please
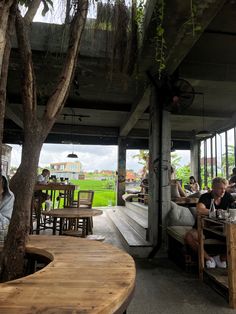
170,78 -> 195,113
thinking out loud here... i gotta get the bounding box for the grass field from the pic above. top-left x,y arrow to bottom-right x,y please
70,179 -> 116,207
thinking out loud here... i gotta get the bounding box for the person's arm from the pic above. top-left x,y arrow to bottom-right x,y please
177,181 -> 187,197
195,182 -> 200,191
196,202 -> 209,215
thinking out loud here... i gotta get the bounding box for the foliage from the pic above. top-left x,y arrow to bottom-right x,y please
71,179 -> 116,206
135,0 -> 146,47
175,165 -> 190,186
170,152 -> 181,169
154,0 -> 166,79
133,149 -> 149,166
183,0 -> 202,36
132,149 -> 149,178
222,145 -> 235,176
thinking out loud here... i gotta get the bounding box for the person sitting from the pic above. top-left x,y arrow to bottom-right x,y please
0,174 -> 14,225
170,166 -> 187,200
184,177 -> 235,269
37,169 -> 50,184
140,176 -> 148,194
189,176 -> 200,193
35,169 -> 51,210
227,167 -> 236,193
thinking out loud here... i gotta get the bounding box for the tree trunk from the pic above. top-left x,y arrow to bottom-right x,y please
0,0 -> 89,281
1,133 -> 43,281
0,1 -> 17,170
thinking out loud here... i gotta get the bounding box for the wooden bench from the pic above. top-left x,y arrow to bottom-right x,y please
0,235 -> 135,313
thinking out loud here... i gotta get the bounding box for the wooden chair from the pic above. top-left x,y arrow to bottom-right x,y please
75,190 -> 94,209
63,190 -> 95,237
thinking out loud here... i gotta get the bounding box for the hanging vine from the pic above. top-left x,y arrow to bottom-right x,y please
154,0 -> 166,79
184,0 -> 202,36
154,0 -> 203,79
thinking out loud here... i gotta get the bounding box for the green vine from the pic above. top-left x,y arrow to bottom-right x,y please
155,0 -> 166,79
154,0 -> 202,79
135,0 -> 146,48
184,0 -> 202,36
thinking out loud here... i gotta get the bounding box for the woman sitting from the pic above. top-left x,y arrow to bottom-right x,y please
189,176 -> 200,193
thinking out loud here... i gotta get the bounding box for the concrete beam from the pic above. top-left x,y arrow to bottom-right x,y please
165,0 -> 228,74
119,89 -> 150,137
5,105 -> 23,128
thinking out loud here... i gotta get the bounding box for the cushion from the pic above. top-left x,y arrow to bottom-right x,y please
168,201 -> 195,226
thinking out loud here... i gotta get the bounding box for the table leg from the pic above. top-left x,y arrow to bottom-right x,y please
59,218 -> 63,235
53,217 -> 57,235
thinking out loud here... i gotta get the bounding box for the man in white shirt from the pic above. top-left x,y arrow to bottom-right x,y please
37,169 -> 50,184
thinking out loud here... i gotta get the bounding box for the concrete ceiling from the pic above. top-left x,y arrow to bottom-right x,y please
4,0 -> 236,149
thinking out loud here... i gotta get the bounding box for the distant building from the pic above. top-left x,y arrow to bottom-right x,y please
100,170 -> 115,176
50,161 -> 83,180
126,170 -> 137,182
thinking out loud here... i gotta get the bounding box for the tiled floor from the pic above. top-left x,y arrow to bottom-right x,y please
93,210 -> 234,314
39,209 -> 233,313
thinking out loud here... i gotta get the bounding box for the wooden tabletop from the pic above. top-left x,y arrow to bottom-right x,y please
174,197 -> 199,206
42,208 -> 103,218
34,183 -> 76,191
0,235 -> 136,313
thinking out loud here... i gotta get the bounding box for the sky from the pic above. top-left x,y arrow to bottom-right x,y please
9,144 -> 143,172
9,144 -> 190,173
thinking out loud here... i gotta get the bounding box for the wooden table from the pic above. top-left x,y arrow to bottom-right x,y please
34,183 -> 76,208
174,197 -> 199,207
32,183 -> 76,234
198,216 -> 236,308
0,235 -> 136,313
42,208 -> 103,236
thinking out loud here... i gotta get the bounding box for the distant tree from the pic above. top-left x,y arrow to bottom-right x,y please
133,150 -> 149,178
176,165 -> 190,186
222,144 -> 235,177
171,151 -> 181,169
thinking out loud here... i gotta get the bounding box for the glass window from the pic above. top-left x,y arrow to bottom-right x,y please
227,128 -> 235,178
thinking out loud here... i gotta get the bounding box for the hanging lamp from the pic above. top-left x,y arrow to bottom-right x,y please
195,93 -> 212,139
66,109 -> 78,158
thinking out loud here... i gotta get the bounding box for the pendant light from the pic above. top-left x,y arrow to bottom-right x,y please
67,152 -> 78,158
195,93 -> 212,139
66,109 -> 78,158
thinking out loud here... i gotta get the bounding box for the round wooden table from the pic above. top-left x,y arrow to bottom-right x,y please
0,235 -> 136,313
42,208 -> 103,236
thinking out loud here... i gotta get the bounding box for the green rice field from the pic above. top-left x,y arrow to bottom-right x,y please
70,179 -> 116,207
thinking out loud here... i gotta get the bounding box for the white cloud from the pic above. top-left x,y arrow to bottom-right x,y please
8,144 -> 144,173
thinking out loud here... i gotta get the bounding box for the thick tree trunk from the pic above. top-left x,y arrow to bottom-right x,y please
1,131 -> 43,281
0,0 -> 89,281
0,1 -> 15,75
0,1 -> 17,169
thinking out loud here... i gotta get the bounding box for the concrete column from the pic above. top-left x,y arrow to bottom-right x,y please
148,86 -> 171,248
161,110 -> 171,250
117,137 -> 126,205
190,140 -> 201,182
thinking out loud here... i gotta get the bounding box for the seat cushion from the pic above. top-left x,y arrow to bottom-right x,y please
167,226 -> 192,244
168,201 -> 195,227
